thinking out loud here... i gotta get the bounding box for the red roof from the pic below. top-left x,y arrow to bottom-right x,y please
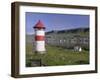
34,20 -> 45,29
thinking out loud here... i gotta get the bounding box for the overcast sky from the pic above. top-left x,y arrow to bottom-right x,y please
26,12 -> 89,35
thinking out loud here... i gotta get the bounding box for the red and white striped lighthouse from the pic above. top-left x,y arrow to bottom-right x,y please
33,20 -> 46,54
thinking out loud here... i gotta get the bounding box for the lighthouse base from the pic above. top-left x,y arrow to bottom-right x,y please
35,51 -> 46,54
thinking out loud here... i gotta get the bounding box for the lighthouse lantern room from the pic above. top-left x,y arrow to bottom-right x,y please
33,20 -> 46,54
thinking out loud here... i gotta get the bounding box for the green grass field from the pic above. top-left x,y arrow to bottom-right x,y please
26,43 -> 89,67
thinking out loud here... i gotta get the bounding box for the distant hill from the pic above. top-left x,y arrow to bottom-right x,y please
46,27 -> 89,34
26,34 -> 34,43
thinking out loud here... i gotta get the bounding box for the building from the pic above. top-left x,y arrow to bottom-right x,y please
33,20 -> 46,54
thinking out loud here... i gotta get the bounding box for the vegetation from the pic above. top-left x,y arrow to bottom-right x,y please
26,43 -> 89,67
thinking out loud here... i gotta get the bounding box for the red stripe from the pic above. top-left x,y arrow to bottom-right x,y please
35,36 -> 45,41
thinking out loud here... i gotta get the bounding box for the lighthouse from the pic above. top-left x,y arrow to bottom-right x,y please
33,20 -> 46,54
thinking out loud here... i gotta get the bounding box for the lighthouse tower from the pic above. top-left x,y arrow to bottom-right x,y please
33,20 -> 46,54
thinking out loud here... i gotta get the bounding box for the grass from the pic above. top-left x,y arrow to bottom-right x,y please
26,43 -> 89,67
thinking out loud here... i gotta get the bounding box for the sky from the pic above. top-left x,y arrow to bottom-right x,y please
26,12 -> 89,35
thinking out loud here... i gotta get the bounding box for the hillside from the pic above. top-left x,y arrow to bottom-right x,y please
46,27 -> 89,34
26,27 -> 89,43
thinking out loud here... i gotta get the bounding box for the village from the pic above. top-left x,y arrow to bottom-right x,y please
46,28 -> 89,52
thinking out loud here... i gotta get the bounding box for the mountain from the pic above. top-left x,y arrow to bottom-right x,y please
46,27 -> 89,34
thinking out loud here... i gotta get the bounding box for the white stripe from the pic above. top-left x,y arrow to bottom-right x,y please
35,30 -> 45,36
35,41 -> 46,51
